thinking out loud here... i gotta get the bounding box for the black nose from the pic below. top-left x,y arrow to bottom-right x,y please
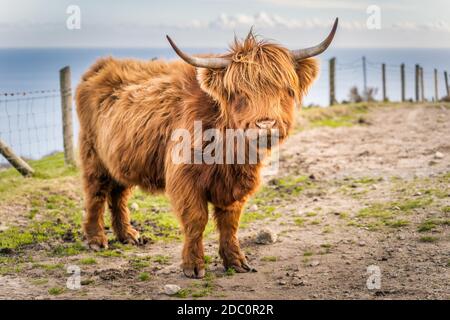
255,119 -> 276,129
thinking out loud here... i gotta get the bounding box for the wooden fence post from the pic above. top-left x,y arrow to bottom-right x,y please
329,57 -> 336,106
382,63 -> 387,102
419,67 -> 425,102
59,66 -> 75,166
434,69 -> 438,102
0,138 -> 34,177
400,63 -> 405,102
445,71 -> 449,97
415,64 -> 420,102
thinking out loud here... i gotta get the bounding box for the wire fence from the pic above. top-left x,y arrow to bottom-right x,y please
0,90 -> 64,165
306,57 -> 450,105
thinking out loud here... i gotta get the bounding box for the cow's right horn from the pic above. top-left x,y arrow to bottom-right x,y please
166,35 -> 230,69
290,18 -> 338,61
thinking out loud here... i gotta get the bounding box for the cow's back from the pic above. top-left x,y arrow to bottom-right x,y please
76,57 -> 189,191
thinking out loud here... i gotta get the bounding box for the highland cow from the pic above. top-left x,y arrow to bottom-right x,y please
75,19 -> 338,278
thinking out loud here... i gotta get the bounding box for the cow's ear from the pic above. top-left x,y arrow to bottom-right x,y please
196,68 -> 228,103
294,58 -> 319,99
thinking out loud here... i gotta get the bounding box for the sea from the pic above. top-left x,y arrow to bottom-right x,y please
0,47 -> 449,162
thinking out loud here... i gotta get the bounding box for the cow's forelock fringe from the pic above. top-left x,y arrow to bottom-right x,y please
221,32 -> 301,100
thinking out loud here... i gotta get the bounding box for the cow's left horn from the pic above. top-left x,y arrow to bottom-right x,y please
166,35 -> 230,69
291,18 -> 338,60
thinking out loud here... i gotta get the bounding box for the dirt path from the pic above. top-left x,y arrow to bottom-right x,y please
1,104 -> 449,299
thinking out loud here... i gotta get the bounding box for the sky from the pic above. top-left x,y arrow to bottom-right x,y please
1,0 -> 450,48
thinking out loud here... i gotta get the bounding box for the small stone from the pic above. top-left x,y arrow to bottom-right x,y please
309,260 -> 320,267
278,280 -> 287,286
164,284 -> 181,296
255,228 -> 277,245
292,279 -> 305,286
358,241 -> 366,247
249,204 -> 258,211
130,202 -> 139,211
434,152 -> 444,159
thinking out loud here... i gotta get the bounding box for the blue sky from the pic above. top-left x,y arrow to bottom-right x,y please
1,0 -> 449,48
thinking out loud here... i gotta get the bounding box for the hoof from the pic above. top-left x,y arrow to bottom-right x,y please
86,235 -> 108,251
183,266 -> 206,279
117,228 -> 141,245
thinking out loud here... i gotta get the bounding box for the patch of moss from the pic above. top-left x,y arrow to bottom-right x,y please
31,278 -> 49,285
303,251 -> 313,257
418,219 -> 450,232
294,217 -> 305,226
96,249 -> 123,258
79,257 -> 97,265
33,263 -> 64,271
48,287 -> 65,295
260,256 -> 277,262
175,289 -> 191,298
393,198 -> 433,211
385,219 -> 409,228
419,236 -> 438,243
153,255 -> 171,265
51,242 -> 85,256
129,256 -> 151,269
138,272 -> 150,281
225,267 -> 236,276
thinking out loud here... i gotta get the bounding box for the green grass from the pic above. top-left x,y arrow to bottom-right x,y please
33,263 -> 64,271
311,116 -> 355,128
96,250 -> 123,257
260,256 -> 277,262
417,219 -> 450,232
225,267 -> 236,276
419,236 -> 438,243
31,278 -> 49,285
138,272 -> 150,281
300,103 -> 369,130
79,257 -> 97,265
153,255 -> 171,265
48,287 -> 65,295
204,255 -> 212,265
353,196 -> 436,231
175,289 -> 190,298
129,256 -> 152,269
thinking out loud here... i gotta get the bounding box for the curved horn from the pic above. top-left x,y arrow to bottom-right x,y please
166,35 -> 230,69
291,18 -> 338,60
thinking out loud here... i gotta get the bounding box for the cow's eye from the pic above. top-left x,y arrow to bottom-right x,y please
287,88 -> 295,98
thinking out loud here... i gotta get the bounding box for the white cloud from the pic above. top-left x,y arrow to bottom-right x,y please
256,0 -> 367,10
204,12 -> 341,30
392,20 -> 450,32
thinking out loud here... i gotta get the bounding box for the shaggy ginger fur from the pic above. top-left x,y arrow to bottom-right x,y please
76,33 -> 319,278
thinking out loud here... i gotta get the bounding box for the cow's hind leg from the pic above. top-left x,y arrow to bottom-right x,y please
214,201 -> 254,273
80,145 -> 111,250
107,183 -> 140,244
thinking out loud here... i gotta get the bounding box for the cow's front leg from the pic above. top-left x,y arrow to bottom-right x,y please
214,201 -> 253,273
179,199 -> 208,278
